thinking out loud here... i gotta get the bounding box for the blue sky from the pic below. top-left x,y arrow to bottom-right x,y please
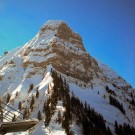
0,0 -> 135,87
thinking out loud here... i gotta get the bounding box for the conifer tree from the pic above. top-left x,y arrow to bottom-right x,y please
115,121 -> 119,134
109,95 -> 125,114
6,93 -> 11,103
106,85 -> 109,91
18,102 -> 22,110
30,95 -> 35,110
36,89 -> 39,98
57,110 -> 61,124
107,127 -> 112,135
37,110 -> 42,120
28,84 -> 34,93
0,99 -> 3,122
12,114 -> 16,122
23,107 -> 28,119
43,100 -> 46,113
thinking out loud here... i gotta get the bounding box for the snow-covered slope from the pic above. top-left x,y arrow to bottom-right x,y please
0,20 -> 135,135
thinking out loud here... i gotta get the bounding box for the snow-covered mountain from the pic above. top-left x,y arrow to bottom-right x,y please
0,20 -> 135,135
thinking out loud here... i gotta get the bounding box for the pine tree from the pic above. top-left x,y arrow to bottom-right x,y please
23,107 -> 28,119
109,95 -> 125,114
37,110 -> 42,120
106,85 -> 109,91
30,95 -> 35,110
57,110 -> 61,124
32,95 -> 35,104
18,102 -> 22,110
12,114 -> 16,122
27,108 -> 30,118
107,127 -> 112,135
115,121 -> 119,134
28,84 -> 34,93
44,100 -> 51,127
36,89 -> 39,98
43,100 -> 46,113
0,99 -> 3,122
6,93 -> 11,103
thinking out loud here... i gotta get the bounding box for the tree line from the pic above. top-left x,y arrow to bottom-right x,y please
109,95 -> 125,115
43,70 -> 112,135
115,121 -> 135,135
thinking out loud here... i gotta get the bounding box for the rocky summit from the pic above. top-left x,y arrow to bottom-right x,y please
0,20 -> 135,135
21,20 -> 100,84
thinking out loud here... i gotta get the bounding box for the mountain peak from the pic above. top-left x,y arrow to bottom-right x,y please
19,20 -> 100,84
40,20 -> 69,33
42,20 -> 66,28
39,20 -> 84,50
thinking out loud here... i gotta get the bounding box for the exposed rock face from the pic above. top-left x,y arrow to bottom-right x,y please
21,20 -> 101,83
40,21 -> 84,50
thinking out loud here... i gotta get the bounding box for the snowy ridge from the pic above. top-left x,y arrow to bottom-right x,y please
41,20 -> 65,29
97,60 -> 131,88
